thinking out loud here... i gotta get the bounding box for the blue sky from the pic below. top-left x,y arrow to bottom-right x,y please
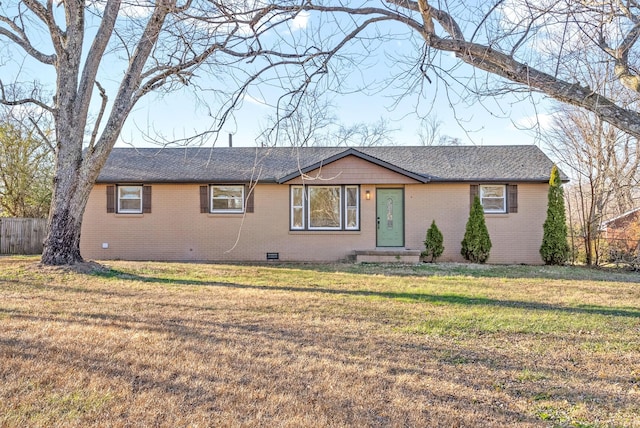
116,6 -> 554,149
0,2 -> 554,150
120,79 -> 550,148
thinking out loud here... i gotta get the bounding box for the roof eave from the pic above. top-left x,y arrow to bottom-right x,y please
601,206 -> 640,227
428,178 -> 562,183
95,178 -> 279,184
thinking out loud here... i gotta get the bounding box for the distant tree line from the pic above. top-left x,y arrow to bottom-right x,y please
0,113 -> 53,219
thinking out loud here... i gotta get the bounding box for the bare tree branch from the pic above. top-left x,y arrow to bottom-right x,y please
28,115 -> 54,152
22,0 -> 63,57
76,0 -> 122,132
278,1 -> 640,139
88,81 -> 108,152
89,2 -> 173,164
0,13 -> 55,64
0,80 -> 54,113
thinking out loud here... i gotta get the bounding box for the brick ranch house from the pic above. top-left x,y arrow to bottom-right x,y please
601,207 -> 640,240
80,145 -> 560,264
600,207 -> 640,259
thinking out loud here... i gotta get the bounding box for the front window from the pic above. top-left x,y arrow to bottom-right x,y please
480,185 -> 506,213
118,185 -> 142,213
309,186 -> 341,229
291,185 -> 360,231
211,185 -> 244,213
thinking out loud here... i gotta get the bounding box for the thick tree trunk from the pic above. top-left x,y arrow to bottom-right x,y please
41,144 -> 94,265
41,197 -> 85,265
40,85 -> 107,265
3,2 -> 183,266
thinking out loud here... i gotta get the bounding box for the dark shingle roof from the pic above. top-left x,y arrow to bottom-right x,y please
96,145 -> 560,183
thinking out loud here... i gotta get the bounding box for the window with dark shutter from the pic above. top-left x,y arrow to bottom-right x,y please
474,184 -> 514,214
116,185 -> 143,213
202,184 -> 253,214
200,186 -> 209,213
143,185 -> 152,213
507,184 -> 518,213
106,185 -> 115,213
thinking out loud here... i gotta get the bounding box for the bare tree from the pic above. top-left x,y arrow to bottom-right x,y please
260,95 -> 337,147
332,118 -> 397,147
0,1 -> 313,265
262,95 -> 397,147
418,115 -> 442,146
546,106 -> 639,265
255,0 -> 640,147
417,116 -> 466,146
254,1 -> 640,138
539,38 -> 640,265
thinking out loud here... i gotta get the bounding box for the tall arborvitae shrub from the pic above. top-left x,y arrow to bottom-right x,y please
422,220 -> 444,262
461,196 -> 492,263
540,165 -> 570,265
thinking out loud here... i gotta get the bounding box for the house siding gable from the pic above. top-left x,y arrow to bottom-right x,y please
286,155 -> 422,185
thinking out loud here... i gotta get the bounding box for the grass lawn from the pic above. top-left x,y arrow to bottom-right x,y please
1,256 -> 639,427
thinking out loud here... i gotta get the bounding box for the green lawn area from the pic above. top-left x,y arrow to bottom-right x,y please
1,256 -> 639,427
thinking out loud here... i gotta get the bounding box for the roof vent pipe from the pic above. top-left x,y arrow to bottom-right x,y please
228,133 -> 233,147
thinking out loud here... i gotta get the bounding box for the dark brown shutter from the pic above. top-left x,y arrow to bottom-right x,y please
142,185 -> 152,213
106,185 -> 115,213
470,184 -> 479,211
245,184 -> 254,213
508,184 -> 518,213
200,185 -> 209,213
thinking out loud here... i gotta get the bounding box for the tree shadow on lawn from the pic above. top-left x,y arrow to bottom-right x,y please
90,269 -> 640,319
3,304 -> 636,427
6,263 -> 639,425
269,261 -> 640,283
0,315 -> 535,426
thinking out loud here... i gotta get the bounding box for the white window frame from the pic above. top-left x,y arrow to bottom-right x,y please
210,184 -> 245,213
308,186 -> 342,230
290,185 -> 360,231
117,185 -> 142,214
480,184 -> 506,213
345,185 -> 359,230
291,186 -> 305,230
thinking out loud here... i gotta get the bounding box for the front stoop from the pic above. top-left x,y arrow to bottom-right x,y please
354,249 -> 421,263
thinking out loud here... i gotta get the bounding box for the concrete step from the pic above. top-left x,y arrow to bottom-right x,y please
354,249 -> 421,263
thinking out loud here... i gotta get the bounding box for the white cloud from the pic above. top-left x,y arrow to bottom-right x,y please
512,112 -> 556,130
88,0 -> 153,19
497,0 -> 626,57
290,11 -> 309,31
242,93 -> 267,106
122,2 -> 154,19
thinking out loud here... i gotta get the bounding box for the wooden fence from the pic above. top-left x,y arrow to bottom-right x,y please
0,218 -> 47,255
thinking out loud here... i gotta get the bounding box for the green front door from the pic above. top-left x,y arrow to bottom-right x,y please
376,188 -> 404,247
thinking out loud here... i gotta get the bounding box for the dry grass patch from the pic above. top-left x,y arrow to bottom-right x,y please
1,257 -> 639,427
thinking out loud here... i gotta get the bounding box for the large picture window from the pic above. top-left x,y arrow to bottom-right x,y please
291,185 -> 360,231
211,185 -> 244,213
480,185 -> 506,213
118,185 -> 142,213
309,186 -> 341,229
